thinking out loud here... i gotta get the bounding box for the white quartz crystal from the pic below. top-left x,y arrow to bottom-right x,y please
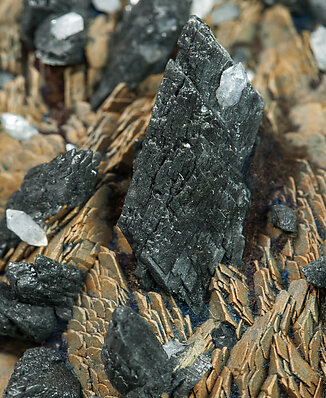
216,63 -> 248,108
50,12 -> 84,41
0,113 -> 38,141
211,4 -> 240,26
92,0 -> 121,13
310,26 -> 326,72
6,209 -> 48,247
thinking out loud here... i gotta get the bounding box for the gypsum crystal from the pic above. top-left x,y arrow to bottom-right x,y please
0,282 -> 56,343
21,0 -> 91,48
7,255 -> 84,321
3,347 -> 82,398
0,149 -> 100,257
271,204 -> 297,233
91,0 -> 191,109
101,306 -> 211,398
118,16 -> 265,313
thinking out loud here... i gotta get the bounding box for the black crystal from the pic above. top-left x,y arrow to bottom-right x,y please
3,347 -> 82,398
271,204 -> 297,233
91,0 -> 191,109
302,256 -> 326,288
118,16 -> 265,313
0,283 -> 56,343
7,255 -> 84,321
0,149 -> 100,256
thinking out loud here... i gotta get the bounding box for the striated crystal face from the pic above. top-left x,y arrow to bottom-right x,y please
50,12 -> 84,40
0,113 -> 38,141
216,63 -> 248,108
6,209 -> 48,247
310,26 -> 326,72
92,0 -> 121,13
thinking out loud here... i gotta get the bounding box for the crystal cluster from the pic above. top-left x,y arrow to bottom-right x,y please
102,306 -> 211,397
3,347 -> 82,398
0,255 -> 83,342
118,16 -> 265,312
0,149 -> 100,256
91,0 -> 191,108
302,256 -> 326,288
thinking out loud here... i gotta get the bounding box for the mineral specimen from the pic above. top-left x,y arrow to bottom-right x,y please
102,306 -> 211,397
0,149 -> 100,256
302,256 -> 326,288
310,26 -> 326,72
216,63 -> 248,108
0,283 -> 56,342
35,12 -> 87,66
3,347 -> 82,398
118,16 -> 265,312
91,0 -> 191,109
271,204 -> 297,232
7,255 -> 84,316
6,209 -> 48,247
0,113 -> 38,141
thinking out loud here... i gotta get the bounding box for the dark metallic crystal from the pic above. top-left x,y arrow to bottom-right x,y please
91,0 -> 191,109
118,16 -> 265,313
3,347 -> 82,398
271,204 -> 297,233
302,256 -> 326,288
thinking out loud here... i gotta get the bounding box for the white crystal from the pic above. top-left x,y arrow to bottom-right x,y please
216,63 -> 248,108
50,12 -> 84,41
191,0 -> 215,19
246,69 -> 255,82
0,113 -> 38,141
66,143 -> 77,151
163,340 -> 186,359
211,4 -> 240,26
92,0 -> 121,13
310,26 -> 326,72
6,209 -> 48,247
130,0 -> 139,4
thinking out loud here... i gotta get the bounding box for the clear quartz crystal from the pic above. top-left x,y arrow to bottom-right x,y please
216,63 -> 248,108
6,209 -> 48,247
92,0 -> 121,13
310,26 -> 326,72
50,12 -> 84,41
0,113 -> 38,141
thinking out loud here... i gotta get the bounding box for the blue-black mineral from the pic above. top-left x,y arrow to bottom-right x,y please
118,16 -> 265,313
91,0 -> 192,109
3,347 -> 82,398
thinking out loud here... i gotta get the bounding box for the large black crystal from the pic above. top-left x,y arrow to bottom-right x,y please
91,0 -> 191,109
0,149 -> 100,256
0,283 -> 56,342
4,347 -> 82,398
7,255 -> 84,320
118,16 -> 265,312
302,256 -> 326,288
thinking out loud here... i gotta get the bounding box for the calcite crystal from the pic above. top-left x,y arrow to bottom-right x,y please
118,16 -> 265,312
3,347 -> 82,398
0,149 -> 100,256
271,204 -> 297,233
7,255 -> 84,320
91,0 -> 191,109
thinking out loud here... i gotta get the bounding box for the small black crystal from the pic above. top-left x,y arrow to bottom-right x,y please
3,347 -> 82,398
271,204 -> 297,233
102,306 -> 172,397
0,149 -> 100,256
7,255 -> 84,320
0,283 -> 56,342
302,256 -> 326,288
91,0 -> 191,109
118,16 -> 264,313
